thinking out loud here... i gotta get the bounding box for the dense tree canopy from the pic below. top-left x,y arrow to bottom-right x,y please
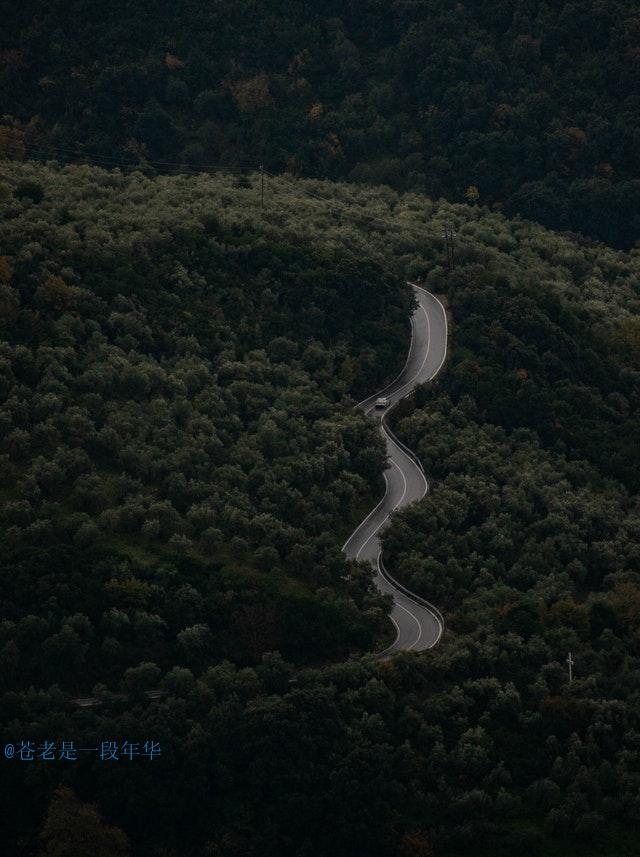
0,161 -> 416,688
1,161 -> 640,856
3,1 -> 640,246
383,225 -> 640,856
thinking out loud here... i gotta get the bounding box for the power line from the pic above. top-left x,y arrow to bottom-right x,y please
0,138 -> 257,173
1,139 -> 459,256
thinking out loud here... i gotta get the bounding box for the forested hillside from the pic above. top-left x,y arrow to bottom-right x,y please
0,161 -> 418,690
383,271 -> 640,854
3,1 -> 640,247
2,161 -> 640,855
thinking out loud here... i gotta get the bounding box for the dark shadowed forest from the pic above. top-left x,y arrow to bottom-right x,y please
1,159 -> 639,856
3,1 -> 640,247
2,4 -> 640,853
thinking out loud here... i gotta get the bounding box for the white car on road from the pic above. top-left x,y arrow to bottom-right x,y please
374,396 -> 390,409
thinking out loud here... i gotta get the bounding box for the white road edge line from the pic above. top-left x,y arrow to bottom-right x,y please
375,551 -> 423,650
414,284 -> 448,380
357,302 -> 429,410
378,553 -> 444,649
355,460 -> 407,560
344,284 -> 448,654
386,303 -> 430,401
354,285 -> 421,408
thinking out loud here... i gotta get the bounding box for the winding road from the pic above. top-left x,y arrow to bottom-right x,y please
342,285 -> 448,655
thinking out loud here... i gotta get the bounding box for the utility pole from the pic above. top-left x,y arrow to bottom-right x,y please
449,222 -> 456,270
566,651 -> 574,683
260,163 -> 264,210
442,226 -> 449,273
442,223 -> 456,273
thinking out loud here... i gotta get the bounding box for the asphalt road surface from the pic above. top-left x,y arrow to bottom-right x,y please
342,285 -> 448,655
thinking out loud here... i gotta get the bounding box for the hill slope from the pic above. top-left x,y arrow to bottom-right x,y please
1,161 -> 640,856
0,161 -> 417,681
3,1 -> 640,246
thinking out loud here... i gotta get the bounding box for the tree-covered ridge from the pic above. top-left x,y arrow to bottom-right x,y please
0,161 -> 417,684
379,258 -> 640,853
2,161 -> 640,856
6,160 -> 637,319
3,0 -> 640,246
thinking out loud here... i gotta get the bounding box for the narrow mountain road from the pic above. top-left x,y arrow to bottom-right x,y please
343,285 -> 447,655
